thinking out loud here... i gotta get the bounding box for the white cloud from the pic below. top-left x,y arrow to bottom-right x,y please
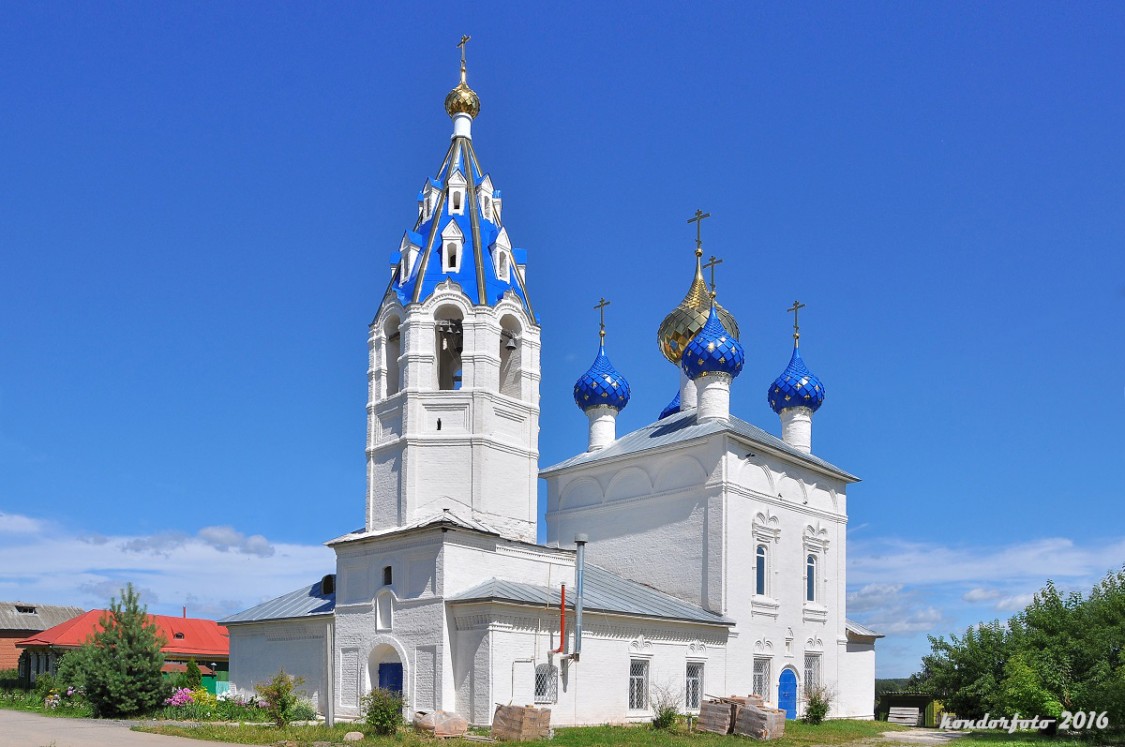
0,513 -> 333,620
963,587 -> 1001,603
995,593 -> 1036,612
0,511 -> 45,534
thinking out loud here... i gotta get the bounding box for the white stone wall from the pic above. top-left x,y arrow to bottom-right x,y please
452,601 -> 730,726
543,428 -> 871,719
837,641 -> 876,718
368,289 -> 541,542
226,618 -> 330,714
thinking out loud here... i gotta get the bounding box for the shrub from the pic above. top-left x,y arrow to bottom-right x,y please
361,687 -> 405,735
0,668 -> 20,689
803,683 -> 832,724
184,659 -> 203,690
649,681 -> 681,730
255,670 -> 304,728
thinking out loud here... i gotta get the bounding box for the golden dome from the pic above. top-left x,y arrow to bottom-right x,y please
444,79 -> 480,119
658,249 -> 740,364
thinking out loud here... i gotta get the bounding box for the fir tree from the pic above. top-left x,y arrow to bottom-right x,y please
84,583 -> 167,717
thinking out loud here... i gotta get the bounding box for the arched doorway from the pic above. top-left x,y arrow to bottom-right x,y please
368,643 -> 403,694
778,668 -> 798,720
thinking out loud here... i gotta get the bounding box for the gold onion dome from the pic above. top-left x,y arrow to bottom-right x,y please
444,60 -> 480,118
658,249 -> 740,363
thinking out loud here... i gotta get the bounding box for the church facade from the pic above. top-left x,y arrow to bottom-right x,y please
222,50 -> 880,725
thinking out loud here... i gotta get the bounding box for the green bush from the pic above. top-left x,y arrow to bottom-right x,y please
0,669 -> 20,689
56,645 -> 95,692
803,683 -> 832,724
184,659 -> 203,690
255,670 -> 304,728
361,687 -> 405,735
33,673 -> 59,700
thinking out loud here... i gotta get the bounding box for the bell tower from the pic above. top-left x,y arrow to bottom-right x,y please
365,42 -> 540,542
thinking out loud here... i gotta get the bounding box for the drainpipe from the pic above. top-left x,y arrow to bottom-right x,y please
573,534 -> 587,662
553,584 -> 566,654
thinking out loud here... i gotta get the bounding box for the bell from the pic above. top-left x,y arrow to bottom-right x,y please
505,336 -> 518,350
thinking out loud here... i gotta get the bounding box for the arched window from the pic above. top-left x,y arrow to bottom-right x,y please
451,190 -> 463,212
377,590 -> 393,631
806,555 -> 816,602
384,317 -> 401,396
534,663 -> 558,703
755,545 -> 767,596
434,308 -> 464,391
499,314 -> 521,398
383,566 -> 393,586
444,241 -> 461,273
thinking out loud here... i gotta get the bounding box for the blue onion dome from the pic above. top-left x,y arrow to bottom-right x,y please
658,390 -> 681,420
681,305 -> 745,381
767,344 -> 825,414
573,343 -> 631,412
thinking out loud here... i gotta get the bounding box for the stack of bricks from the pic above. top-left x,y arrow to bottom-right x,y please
491,704 -> 552,741
696,695 -> 786,740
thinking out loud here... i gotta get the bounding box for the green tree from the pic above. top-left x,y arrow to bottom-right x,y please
184,658 -> 203,690
55,644 -> 97,691
911,620 -> 1010,719
83,583 -> 167,717
997,653 -> 1062,718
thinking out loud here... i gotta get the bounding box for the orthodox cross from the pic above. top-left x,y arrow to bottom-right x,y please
595,297 -> 611,339
687,209 -> 711,252
703,255 -> 723,298
458,35 -> 471,78
787,300 -> 806,343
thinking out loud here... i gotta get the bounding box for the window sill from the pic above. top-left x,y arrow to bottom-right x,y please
751,595 -> 780,618
802,604 -> 828,623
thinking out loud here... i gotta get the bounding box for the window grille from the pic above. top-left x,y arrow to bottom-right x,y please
753,658 -> 771,698
803,654 -> 820,694
685,662 -> 704,710
534,663 -> 558,704
628,659 -> 649,710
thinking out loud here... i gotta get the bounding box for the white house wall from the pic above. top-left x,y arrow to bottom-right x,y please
227,618 -> 330,714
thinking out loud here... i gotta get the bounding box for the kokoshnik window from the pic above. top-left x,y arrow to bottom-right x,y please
755,544 -> 768,596
628,659 -> 649,710
806,555 -> 817,602
685,662 -> 704,711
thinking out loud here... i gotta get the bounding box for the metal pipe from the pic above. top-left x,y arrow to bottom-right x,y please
553,583 -> 566,654
574,534 -> 587,661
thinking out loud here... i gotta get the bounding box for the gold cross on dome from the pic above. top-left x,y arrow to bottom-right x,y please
787,300 -> 806,343
594,297 -> 611,338
457,35 -> 471,80
703,255 -> 723,298
687,209 -> 711,251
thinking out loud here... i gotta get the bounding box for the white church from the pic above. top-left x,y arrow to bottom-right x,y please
223,47 -> 881,726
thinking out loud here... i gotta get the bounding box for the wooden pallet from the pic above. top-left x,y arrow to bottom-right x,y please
888,707 -> 922,726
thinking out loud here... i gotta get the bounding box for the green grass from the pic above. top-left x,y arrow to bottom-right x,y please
137,718 -> 908,746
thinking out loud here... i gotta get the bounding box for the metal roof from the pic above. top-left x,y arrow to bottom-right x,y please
17,610 -> 230,658
450,564 -> 733,626
220,579 -> 335,625
0,601 -> 84,632
845,618 -> 884,639
540,409 -> 858,482
327,510 -> 503,546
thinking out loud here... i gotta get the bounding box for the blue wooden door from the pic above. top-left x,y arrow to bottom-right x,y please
378,662 -> 403,693
778,669 -> 797,719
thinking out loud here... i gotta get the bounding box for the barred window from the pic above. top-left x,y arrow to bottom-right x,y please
803,653 -> 821,694
753,658 -> 771,698
628,659 -> 649,710
534,663 -> 558,704
685,662 -> 704,710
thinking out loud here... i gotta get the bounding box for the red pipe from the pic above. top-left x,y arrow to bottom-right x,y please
553,584 -> 566,654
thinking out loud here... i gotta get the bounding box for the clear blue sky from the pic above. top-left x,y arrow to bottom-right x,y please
1,2 -> 1122,677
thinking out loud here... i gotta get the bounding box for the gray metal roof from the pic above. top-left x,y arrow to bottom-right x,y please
327,509 -> 502,546
540,409 -> 858,482
845,618 -> 884,639
221,579 -> 335,625
0,602 -> 85,632
450,564 -> 733,626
